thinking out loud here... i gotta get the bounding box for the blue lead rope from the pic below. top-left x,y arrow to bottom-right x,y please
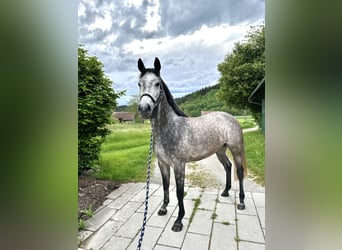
137,125 -> 154,250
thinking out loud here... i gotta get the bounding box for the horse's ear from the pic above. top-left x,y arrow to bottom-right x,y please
138,58 -> 145,73
154,57 -> 161,72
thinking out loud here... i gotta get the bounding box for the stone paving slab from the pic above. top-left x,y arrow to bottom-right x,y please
79,182 -> 265,250
147,205 -> 176,228
210,222 -> 237,250
182,232 -> 210,250
85,206 -> 117,232
158,217 -> 189,248
127,226 -> 163,250
83,220 -> 124,250
237,214 -> 265,244
187,209 -> 213,235
102,236 -> 132,250
215,202 -> 236,224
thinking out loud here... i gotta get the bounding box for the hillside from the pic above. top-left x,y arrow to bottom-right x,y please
175,84 -> 242,116
116,84 -> 244,116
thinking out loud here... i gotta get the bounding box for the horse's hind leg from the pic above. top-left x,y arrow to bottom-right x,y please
231,151 -> 246,210
216,147 -> 232,197
158,160 -> 170,216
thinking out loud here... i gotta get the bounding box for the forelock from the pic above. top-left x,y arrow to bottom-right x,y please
140,68 -> 160,78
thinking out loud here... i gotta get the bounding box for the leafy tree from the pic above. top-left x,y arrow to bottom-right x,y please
126,94 -> 143,122
78,45 -> 122,173
217,24 -> 265,125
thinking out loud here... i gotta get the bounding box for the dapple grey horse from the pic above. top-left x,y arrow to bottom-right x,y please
137,58 -> 247,232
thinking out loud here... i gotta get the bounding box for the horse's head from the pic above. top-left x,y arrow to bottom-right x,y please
137,57 -> 162,119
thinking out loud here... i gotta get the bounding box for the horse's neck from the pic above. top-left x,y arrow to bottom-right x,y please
153,93 -> 178,129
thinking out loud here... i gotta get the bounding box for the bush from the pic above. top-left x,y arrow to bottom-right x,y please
78,45 -> 122,173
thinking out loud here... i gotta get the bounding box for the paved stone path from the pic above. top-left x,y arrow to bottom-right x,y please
79,127 -> 265,250
79,181 -> 265,249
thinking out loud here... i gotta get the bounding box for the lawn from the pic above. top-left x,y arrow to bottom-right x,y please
97,120 -> 264,185
243,131 -> 265,186
96,122 -> 152,182
236,116 -> 256,129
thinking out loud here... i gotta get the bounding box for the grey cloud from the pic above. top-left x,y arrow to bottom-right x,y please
78,0 -> 264,105
159,0 -> 264,36
79,0 -> 149,46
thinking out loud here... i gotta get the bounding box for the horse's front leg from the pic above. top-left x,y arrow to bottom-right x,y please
172,163 -> 185,232
158,160 -> 170,216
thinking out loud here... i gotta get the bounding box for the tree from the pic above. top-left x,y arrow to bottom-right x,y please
217,24 -> 265,124
78,45 -> 122,173
126,94 -> 142,122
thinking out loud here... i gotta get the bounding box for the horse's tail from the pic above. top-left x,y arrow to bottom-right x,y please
233,134 -> 248,180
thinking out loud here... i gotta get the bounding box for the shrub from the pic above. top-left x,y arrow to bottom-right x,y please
78,45 -> 122,173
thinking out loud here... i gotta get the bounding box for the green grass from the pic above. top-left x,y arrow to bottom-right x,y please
189,197 -> 202,226
211,212 -> 218,220
80,205 -> 94,218
236,116 -> 256,129
78,219 -> 85,231
96,123 -> 152,182
96,121 -> 263,185
243,131 -> 265,185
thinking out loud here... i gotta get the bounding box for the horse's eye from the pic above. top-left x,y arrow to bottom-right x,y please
138,82 -> 141,87
155,82 -> 160,87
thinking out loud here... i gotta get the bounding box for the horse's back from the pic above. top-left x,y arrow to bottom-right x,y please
201,111 -> 243,144
198,111 -> 241,131
186,111 -> 242,145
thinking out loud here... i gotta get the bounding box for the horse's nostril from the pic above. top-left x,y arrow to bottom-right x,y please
138,103 -> 151,114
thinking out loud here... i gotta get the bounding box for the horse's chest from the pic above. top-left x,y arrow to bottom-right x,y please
154,138 -> 181,164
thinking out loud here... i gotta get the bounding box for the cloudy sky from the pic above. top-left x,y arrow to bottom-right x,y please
78,0 -> 264,105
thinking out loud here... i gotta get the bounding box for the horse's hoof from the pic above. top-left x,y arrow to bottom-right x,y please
171,221 -> 183,232
221,190 -> 229,197
158,208 -> 167,216
237,203 -> 245,210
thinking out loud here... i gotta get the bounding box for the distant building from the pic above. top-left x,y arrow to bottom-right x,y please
113,112 -> 135,122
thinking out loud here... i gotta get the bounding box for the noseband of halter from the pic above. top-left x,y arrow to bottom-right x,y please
139,87 -> 163,118
140,93 -> 157,104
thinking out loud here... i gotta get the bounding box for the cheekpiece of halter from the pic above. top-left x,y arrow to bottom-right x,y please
149,88 -> 162,119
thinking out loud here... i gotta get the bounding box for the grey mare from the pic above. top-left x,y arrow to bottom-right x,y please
137,58 -> 247,232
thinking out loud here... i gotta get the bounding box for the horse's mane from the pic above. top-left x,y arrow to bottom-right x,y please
140,69 -> 188,117
161,80 -> 188,117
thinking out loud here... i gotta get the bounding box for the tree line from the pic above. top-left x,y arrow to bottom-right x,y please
174,85 -> 243,117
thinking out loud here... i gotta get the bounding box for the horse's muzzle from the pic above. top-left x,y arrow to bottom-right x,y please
138,93 -> 158,119
138,102 -> 152,119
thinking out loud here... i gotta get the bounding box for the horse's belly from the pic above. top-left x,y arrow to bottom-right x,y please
186,144 -> 221,162
156,144 -> 220,164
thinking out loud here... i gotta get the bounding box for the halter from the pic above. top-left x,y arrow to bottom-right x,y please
139,93 -> 157,104
139,88 -> 163,119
